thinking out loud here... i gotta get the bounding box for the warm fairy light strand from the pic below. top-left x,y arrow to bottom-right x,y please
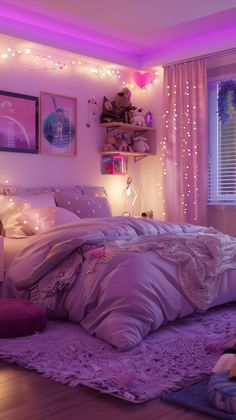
160,79 -> 200,222
0,44 -> 159,93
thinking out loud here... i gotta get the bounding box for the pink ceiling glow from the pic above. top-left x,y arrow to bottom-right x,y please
0,0 -> 236,67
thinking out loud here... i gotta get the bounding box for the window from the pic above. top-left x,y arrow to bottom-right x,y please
208,79 -> 236,204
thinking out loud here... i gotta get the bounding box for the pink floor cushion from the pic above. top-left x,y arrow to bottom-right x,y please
0,299 -> 47,338
207,371 -> 236,415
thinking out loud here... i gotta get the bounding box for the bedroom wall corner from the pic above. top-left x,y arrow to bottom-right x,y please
139,67 -> 164,221
0,36 -> 160,216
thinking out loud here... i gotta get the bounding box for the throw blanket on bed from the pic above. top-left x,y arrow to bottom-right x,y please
87,230 -> 236,311
4,217 -> 236,350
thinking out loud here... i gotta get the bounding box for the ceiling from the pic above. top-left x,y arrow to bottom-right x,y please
1,0 -> 236,68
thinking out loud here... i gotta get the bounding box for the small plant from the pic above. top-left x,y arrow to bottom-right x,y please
218,79 -> 236,124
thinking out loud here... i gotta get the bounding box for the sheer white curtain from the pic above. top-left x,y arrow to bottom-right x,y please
161,59 -> 208,225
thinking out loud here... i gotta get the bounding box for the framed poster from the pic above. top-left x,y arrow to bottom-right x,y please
0,90 -> 39,154
113,155 -> 124,174
40,92 -> 77,156
101,154 -> 126,174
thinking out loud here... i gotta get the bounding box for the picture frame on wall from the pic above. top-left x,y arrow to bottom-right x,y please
40,92 -> 77,156
101,154 -> 126,174
0,90 -> 39,154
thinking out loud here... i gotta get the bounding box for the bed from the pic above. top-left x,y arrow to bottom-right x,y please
1,185 -> 236,352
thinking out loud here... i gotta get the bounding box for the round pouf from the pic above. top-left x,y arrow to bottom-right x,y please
0,299 -> 47,338
207,371 -> 236,415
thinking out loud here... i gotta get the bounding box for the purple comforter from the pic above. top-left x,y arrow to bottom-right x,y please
4,217 -> 236,350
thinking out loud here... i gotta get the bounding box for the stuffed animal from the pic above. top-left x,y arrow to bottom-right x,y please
99,96 -> 117,123
103,135 -> 117,151
116,132 -> 132,152
133,136 -> 150,153
113,88 -> 132,123
130,107 -> 146,126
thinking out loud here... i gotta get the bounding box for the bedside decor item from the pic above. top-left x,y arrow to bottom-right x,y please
123,176 -> 140,215
0,90 -> 39,154
40,92 -> 76,156
218,79 -> 236,124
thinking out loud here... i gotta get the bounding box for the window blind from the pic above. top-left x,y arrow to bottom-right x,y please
208,80 -> 236,204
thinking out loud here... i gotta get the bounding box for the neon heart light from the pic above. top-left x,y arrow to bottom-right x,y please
132,71 -> 154,88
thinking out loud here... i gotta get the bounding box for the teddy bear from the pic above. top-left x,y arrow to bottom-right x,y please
99,96 -> 117,123
103,135 -> 117,151
130,107 -> 146,126
113,88 -> 132,123
133,136 -> 150,153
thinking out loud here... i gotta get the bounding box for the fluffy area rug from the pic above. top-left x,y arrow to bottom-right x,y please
0,303 -> 236,403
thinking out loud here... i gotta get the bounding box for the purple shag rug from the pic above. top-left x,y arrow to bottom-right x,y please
0,303 -> 235,403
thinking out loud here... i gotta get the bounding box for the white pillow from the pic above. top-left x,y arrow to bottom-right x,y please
0,193 -> 56,238
17,206 -> 79,235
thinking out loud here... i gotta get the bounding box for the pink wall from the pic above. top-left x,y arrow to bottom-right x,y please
0,40 -> 162,216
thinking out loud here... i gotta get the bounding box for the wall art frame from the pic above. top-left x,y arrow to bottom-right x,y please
40,92 -> 77,156
0,90 -> 39,154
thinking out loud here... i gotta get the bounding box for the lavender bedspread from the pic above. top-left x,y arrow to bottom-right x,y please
4,217 -> 236,351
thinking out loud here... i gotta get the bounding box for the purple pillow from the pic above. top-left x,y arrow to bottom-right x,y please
55,192 -> 112,218
80,186 -> 107,197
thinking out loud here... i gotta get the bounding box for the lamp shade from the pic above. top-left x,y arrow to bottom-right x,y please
122,177 -> 139,216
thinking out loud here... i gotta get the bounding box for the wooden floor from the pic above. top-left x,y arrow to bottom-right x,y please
0,360 -> 214,420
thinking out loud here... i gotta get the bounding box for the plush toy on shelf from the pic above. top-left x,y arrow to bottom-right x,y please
113,87 -> 132,123
116,132 -> 133,152
100,96 -> 117,123
103,135 -> 117,151
133,136 -> 150,153
130,107 -> 146,126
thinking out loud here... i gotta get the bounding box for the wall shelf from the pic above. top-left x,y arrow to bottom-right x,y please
100,151 -> 155,162
101,122 -> 155,136
100,122 -> 156,168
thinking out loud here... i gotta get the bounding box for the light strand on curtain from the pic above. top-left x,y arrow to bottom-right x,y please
160,59 -> 208,225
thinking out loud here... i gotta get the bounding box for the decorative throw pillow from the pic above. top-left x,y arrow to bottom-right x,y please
55,192 -> 112,218
0,193 -> 56,238
3,186 -> 53,196
17,206 -> 79,235
80,186 -> 107,197
51,186 -> 83,195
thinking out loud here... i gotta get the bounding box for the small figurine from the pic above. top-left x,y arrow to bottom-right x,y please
145,111 -> 153,127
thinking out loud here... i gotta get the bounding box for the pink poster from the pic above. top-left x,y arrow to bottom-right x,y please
0,91 -> 38,153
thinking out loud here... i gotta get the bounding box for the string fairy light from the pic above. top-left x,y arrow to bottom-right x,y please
0,40 -> 159,93
160,77 -> 200,223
